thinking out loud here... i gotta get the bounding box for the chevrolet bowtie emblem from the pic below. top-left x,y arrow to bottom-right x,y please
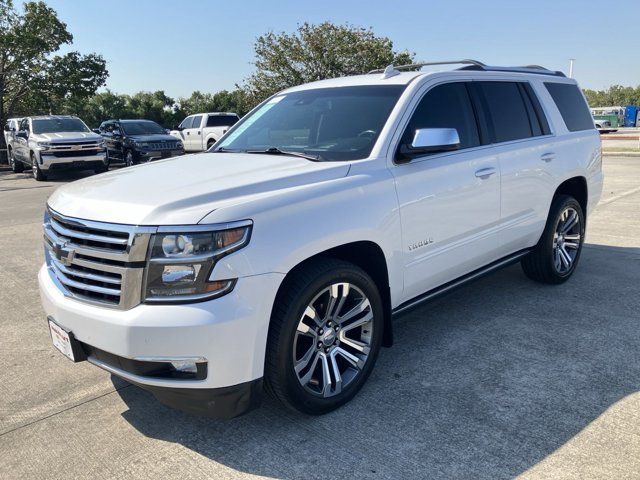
52,241 -> 76,266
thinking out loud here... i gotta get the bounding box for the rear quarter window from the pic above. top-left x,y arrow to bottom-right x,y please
544,82 -> 594,132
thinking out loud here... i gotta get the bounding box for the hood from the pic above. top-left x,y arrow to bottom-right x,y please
126,134 -> 178,142
48,152 -> 350,225
36,131 -> 102,142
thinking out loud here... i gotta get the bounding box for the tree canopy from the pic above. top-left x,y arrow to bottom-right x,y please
0,0 -> 107,147
242,22 -> 415,106
583,85 -> 640,108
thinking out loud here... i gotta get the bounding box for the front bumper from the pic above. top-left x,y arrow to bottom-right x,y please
40,151 -> 107,171
39,264 -> 284,417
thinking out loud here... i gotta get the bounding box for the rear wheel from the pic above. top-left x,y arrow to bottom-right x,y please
9,148 -> 24,173
31,153 -> 47,181
206,139 -> 216,150
521,195 -> 585,284
265,258 -> 383,415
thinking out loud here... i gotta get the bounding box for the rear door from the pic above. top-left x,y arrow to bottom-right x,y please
474,80 -> 556,253
391,80 -> 503,301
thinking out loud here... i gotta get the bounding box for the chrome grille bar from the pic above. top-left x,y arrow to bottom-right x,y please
44,207 -> 155,309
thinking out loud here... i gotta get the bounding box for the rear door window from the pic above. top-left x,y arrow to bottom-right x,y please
477,82 -> 533,143
544,82 -> 594,132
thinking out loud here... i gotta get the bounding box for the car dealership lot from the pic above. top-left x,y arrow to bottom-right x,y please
0,156 -> 639,479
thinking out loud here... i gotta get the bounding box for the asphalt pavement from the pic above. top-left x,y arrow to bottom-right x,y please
0,157 -> 639,479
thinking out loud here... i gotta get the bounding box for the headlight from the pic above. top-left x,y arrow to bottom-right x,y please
143,222 -> 252,303
37,141 -> 52,149
135,141 -> 149,149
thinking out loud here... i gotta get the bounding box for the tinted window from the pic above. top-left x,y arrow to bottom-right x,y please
190,115 -> 203,129
522,83 -> 551,135
479,82 -> 532,143
32,118 -> 89,134
121,121 -> 165,135
179,116 -> 193,129
206,115 -> 239,127
401,82 -> 480,151
217,85 -> 405,161
544,82 -> 594,132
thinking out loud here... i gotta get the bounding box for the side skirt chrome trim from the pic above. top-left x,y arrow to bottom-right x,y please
392,249 -> 531,317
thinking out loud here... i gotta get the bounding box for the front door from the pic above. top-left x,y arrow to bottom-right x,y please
185,114 -> 203,151
391,81 -> 502,302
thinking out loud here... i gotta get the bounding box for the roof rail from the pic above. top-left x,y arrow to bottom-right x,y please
369,59 -> 566,78
369,59 -> 486,74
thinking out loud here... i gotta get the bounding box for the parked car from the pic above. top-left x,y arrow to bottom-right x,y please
97,119 -> 184,167
3,117 -> 21,147
39,60 -> 603,419
170,112 -> 239,152
8,115 -> 107,180
593,118 -> 617,134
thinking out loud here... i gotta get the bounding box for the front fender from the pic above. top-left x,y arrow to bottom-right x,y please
203,163 -> 404,306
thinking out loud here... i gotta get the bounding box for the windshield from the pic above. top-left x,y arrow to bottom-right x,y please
217,85 -> 405,161
32,118 -> 89,134
121,121 -> 165,135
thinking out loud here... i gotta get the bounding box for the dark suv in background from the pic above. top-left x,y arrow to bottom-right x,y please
97,119 -> 184,167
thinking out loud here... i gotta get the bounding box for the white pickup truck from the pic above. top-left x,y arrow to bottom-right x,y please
39,60 -> 602,419
170,112 -> 239,152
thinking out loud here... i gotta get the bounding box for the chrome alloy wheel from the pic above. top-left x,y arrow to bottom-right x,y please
293,282 -> 374,398
553,207 -> 581,274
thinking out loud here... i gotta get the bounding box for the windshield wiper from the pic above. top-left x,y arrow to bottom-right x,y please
245,147 -> 322,162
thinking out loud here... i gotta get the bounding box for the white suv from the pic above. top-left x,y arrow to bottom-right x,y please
39,60 -> 603,418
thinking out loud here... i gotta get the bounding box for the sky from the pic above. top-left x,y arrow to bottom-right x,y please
40,0 -> 640,99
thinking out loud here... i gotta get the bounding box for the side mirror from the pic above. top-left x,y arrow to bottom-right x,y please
92,128 -> 100,134
4,124 -> 13,132
175,125 -> 183,131
16,130 -> 28,139
165,129 -> 171,134
397,128 -> 460,161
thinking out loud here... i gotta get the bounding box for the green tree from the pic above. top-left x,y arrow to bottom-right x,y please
0,0 -> 107,156
242,22 -> 415,108
583,85 -> 640,107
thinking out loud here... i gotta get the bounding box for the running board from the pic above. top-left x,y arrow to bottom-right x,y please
392,249 -> 531,317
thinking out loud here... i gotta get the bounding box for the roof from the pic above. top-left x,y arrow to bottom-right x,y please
28,115 -> 78,120
283,60 -> 571,94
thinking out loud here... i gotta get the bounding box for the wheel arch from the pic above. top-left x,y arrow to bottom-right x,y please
554,176 -> 588,215
271,240 -> 394,348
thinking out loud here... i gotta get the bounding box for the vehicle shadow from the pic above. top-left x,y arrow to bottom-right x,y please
115,243 -> 640,479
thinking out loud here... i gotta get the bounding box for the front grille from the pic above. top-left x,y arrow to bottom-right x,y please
146,141 -> 179,150
50,149 -> 100,158
43,208 -> 155,309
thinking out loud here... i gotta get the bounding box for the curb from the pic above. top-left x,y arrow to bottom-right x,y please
603,152 -> 640,157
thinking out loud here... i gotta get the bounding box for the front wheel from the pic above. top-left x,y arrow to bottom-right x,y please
125,150 -> 136,167
521,195 -> 585,284
265,258 -> 383,415
31,153 -> 47,181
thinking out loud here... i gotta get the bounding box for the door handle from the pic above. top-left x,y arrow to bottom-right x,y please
541,152 -> 555,162
475,167 -> 496,179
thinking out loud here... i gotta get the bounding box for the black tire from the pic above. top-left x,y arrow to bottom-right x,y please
521,194 -> 585,284
125,150 -> 136,167
265,258 -> 384,415
206,139 -> 216,150
31,153 -> 47,181
9,148 -> 24,173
